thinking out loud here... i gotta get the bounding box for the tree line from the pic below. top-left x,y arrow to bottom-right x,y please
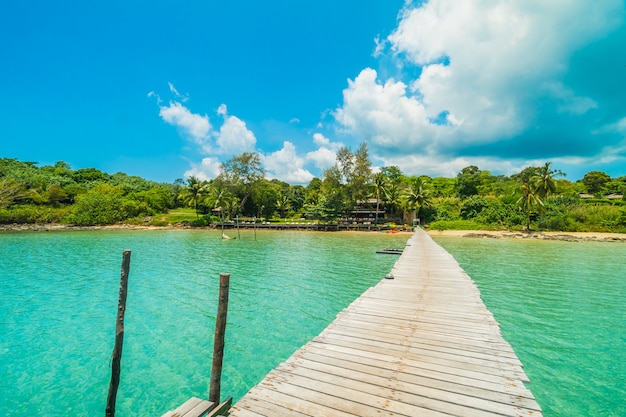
1,151 -> 625,232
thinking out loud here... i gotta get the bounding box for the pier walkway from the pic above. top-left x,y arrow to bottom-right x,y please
228,228 -> 542,416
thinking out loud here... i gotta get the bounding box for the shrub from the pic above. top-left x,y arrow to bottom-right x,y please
67,184 -> 126,225
0,205 -> 71,224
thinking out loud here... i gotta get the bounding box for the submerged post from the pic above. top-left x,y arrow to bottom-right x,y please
105,250 -> 131,417
209,272 -> 230,404
253,216 -> 257,241
236,215 -> 241,240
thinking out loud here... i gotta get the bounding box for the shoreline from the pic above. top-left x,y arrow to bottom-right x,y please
1,223 -> 624,242
427,229 -> 626,243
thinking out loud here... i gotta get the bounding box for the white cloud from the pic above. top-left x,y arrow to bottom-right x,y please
183,157 -> 221,181
216,113 -> 257,155
305,133 -> 343,170
168,82 -> 189,102
159,101 -> 211,147
335,0 -> 624,166
264,141 -> 314,184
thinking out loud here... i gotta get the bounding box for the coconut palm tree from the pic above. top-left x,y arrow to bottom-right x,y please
275,193 -> 291,218
383,182 -> 402,220
402,177 -> 432,225
372,172 -> 387,224
517,182 -> 544,232
178,176 -> 209,219
532,162 -> 564,200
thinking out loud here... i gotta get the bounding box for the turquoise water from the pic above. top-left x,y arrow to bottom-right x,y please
0,230 -> 408,416
433,237 -> 626,417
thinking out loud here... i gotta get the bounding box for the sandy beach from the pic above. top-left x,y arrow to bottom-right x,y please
1,223 -> 624,242
426,229 -> 626,242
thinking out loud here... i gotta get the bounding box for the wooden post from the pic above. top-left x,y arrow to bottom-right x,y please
253,216 -> 257,241
209,273 -> 230,404
236,215 -> 240,240
105,250 -> 131,417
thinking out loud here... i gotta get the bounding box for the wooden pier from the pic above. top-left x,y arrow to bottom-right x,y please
228,228 -> 543,416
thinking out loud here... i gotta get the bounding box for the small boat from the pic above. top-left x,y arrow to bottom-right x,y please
376,248 -> 403,255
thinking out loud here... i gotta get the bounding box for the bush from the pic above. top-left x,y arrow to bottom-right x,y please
0,205 -> 71,224
67,184 -> 126,225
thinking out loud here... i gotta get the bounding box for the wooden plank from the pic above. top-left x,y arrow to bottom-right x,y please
257,370 -> 451,417
295,346 -> 538,402
160,397 -> 215,417
171,397 -> 203,416
313,333 -> 529,381
206,397 -> 232,416
279,356 -> 541,414
228,229 -> 542,416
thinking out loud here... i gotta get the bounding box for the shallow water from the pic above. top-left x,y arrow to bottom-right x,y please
0,229 -> 408,416
433,236 -> 626,417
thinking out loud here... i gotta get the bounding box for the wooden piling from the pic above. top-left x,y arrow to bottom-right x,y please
209,273 -> 230,404
236,215 -> 240,240
105,250 -> 131,417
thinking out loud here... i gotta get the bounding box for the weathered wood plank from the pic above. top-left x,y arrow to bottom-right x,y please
228,229 -> 542,416
159,397 -> 215,417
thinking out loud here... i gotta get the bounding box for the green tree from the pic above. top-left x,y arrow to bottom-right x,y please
581,171 -> 611,195
383,182 -> 402,220
372,172 -> 387,224
275,193 -> 291,218
44,184 -> 69,206
0,180 -> 28,208
219,152 -> 265,213
178,176 -> 209,218
380,166 -> 404,184
517,182 -> 544,231
532,162 -> 564,199
402,177 -> 432,224
320,166 -> 345,220
68,184 -> 126,225
455,166 -> 482,198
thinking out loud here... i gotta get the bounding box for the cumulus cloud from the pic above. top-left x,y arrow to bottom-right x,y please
335,0 -> 626,176
159,101 -> 212,149
264,141 -> 315,184
184,157 -> 222,181
305,133 -> 343,170
215,105 -> 257,155
154,83 -> 345,183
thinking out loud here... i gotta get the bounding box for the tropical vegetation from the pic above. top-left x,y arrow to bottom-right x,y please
1,151 -> 625,233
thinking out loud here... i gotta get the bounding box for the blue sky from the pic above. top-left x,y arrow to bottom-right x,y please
2,0 -> 625,184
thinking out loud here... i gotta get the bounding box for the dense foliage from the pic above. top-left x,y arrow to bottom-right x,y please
1,155 -> 625,232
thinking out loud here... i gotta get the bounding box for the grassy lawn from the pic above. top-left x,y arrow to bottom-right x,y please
153,208 -> 198,224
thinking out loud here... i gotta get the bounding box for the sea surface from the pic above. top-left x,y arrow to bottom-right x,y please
1,230 -> 623,416
433,236 -> 625,417
0,229 -> 408,417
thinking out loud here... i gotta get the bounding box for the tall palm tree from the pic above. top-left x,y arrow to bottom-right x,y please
383,182 -> 402,220
532,162 -> 564,200
275,193 -> 291,218
178,176 -> 209,219
402,177 -> 432,225
372,172 -> 387,224
517,182 -> 544,232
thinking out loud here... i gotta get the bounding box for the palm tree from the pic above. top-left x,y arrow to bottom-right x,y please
383,182 -> 402,220
178,176 -> 209,219
402,177 -> 432,225
372,172 -> 387,224
532,162 -> 564,200
275,193 -> 291,218
517,182 -> 544,232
